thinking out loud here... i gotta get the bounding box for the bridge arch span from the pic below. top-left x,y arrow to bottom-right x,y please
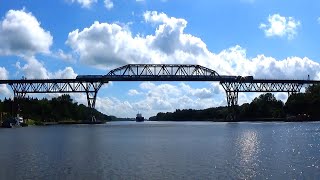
106,64 -> 221,78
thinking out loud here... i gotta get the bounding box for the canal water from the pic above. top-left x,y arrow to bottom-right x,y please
0,121 -> 320,179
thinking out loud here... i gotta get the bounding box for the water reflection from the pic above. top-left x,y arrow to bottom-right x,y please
237,129 -> 260,178
1,122 -> 320,179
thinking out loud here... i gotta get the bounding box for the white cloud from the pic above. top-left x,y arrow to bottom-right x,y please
317,17 -> 320,24
53,67 -> 77,79
66,11 -> 210,69
0,67 -> 11,97
259,14 -> 301,40
99,82 -> 225,118
104,0 -> 114,10
180,83 -> 213,99
95,96 -> 136,118
275,92 -> 288,103
144,11 -> 173,24
0,67 -> 8,80
16,56 -> 77,79
54,49 -> 74,62
63,11 -> 320,117
128,89 -> 142,96
0,9 -> 53,56
66,21 -> 145,69
68,0 -> 97,8
146,11 -> 206,55
19,56 -> 50,79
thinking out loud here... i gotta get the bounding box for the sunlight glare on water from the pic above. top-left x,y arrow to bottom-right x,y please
0,121 -> 320,179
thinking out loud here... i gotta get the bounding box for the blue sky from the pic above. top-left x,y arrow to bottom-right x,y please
0,0 -> 320,118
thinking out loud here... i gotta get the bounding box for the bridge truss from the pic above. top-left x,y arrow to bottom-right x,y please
1,79 -> 107,121
219,80 -> 308,120
220,80 -> 305,107
0,64 -> 319,121
105,64 -> 221,81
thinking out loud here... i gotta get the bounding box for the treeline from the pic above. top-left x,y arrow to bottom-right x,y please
0,94 -> 111,122
150,84 -> 320,121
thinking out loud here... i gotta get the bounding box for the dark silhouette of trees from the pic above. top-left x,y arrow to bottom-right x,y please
239,93 -> 285,119
150,85 -> 320,121
285,84 -> 320,118
0,94 -> 110,122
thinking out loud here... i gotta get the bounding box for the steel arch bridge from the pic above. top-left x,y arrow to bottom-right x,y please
81,64 -> 221,81
0,64 -> 319,121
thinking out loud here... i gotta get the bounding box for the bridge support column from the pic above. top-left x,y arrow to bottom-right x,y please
220,82 -> 239,121
86,91 -> 98,122
225,91 -> 239,121
81,82 -> 104,122
13,92 -> 26,119
14,92 -> 27,99
287,91 -> 297,97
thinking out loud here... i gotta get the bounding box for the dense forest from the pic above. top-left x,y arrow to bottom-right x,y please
0,94 -> 111,123
149,84 -> 320,121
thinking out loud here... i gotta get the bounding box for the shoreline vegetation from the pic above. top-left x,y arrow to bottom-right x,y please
1,84 -> 320,127
0,94 -> 112,127
149,84 -> 320,122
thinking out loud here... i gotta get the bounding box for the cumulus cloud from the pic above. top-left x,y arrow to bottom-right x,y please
66,21 -> 145,69
66,11 -> 211,69
68,0 -> 97,8
65,12 -> 320,79
99,82 -> 225,118
53,49 -> 74,62
128,89 -> 142,96
259,14 -> 301,40
0,9 -> 53,56
63,11 -> 320,117
104,0 -> 114,10
16,56 -> 77,79
180,83 -> 213,99
0,67 -> 11,96
66,11 -> 319,81
53,67 -> 77,79
18,56 -> 50,79
144,11 -> 207,55
0,67 -> 8,80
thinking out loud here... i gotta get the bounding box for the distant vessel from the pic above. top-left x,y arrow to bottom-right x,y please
136,113 -> 144,122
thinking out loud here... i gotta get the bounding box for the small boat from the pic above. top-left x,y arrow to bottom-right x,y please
136,113 -> 144,122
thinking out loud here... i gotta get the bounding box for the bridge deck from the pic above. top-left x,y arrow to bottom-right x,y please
1,63 -> 319,122
0,76 -> 319,84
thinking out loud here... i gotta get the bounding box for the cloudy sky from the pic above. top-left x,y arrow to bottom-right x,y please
1,0 -> 320,118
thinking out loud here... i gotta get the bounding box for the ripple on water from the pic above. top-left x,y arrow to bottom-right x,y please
0,122 -> 320,179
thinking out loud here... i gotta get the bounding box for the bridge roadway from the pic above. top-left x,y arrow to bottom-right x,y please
0,64 -> 319,120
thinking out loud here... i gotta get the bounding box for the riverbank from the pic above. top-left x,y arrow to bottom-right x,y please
40,121 -> 106,125
0,119 -> 107,128
147,117 -> 319,122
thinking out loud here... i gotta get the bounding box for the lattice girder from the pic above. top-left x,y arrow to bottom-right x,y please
220,82 -> 304,93
106,64 -> 221,77
9,81 -> 104,94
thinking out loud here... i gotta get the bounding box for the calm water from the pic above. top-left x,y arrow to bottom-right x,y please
0,121 -> 320,179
